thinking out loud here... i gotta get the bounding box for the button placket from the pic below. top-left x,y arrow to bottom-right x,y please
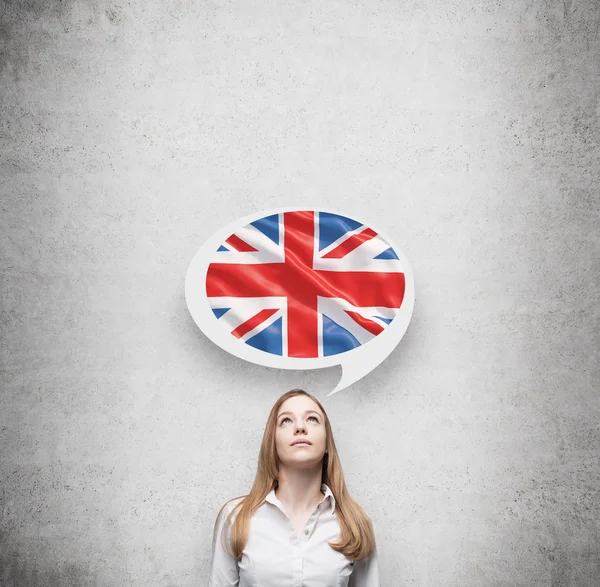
304,510 -> 319,539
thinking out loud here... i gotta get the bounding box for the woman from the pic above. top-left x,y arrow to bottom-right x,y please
208,388 -> 380,586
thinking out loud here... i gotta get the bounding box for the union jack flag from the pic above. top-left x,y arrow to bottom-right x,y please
205,211 -> 405,358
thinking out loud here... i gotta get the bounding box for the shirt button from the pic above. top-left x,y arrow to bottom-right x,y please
304,530 -> 309,535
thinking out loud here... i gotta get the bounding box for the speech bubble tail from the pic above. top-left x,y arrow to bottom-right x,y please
326,363 -> 369,396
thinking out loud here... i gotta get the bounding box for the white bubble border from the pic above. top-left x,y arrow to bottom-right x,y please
185,206 -> 415,395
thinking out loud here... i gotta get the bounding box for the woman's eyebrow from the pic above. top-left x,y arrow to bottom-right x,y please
277,410 -> 321,418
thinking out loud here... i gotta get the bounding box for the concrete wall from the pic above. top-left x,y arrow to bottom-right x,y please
1,0 -> 599,585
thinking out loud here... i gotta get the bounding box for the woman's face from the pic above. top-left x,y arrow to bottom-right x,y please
274,395 -> 327,469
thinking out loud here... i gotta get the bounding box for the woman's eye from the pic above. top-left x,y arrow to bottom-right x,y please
280,416 -> 319,424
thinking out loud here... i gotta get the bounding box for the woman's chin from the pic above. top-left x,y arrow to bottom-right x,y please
285,456 -> 322,468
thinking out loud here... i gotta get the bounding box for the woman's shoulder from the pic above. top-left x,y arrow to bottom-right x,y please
224,495 -> 246,510
216,495 -> 246,521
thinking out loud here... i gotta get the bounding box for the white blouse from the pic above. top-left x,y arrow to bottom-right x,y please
208,483 -> 380,587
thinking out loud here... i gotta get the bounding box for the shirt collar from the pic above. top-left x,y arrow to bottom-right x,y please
264,483 -> 336,514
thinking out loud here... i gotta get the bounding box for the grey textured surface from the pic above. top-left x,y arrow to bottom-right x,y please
1,0 -> 599,585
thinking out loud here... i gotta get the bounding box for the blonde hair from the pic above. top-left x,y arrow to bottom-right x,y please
212,388 -> 376,561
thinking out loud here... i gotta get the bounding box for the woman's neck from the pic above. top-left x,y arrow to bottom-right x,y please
275,467 -> 325,515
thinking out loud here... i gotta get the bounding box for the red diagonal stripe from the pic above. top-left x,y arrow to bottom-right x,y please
345,311 -> 385,336
231,308 -> 278,339
321,227 -> 378,259
225,234 -> 258,252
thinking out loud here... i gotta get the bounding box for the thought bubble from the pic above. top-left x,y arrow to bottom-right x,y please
185,207 -> 415,394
